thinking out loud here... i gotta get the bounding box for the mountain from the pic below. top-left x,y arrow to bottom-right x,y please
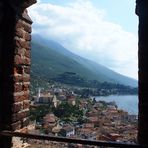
31,35 -> 138,87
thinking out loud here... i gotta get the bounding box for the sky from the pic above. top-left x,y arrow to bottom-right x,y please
28,0 -> 138,79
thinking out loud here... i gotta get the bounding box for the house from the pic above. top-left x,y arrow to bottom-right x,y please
57,95 -> 67,101
52,95 -> 61,108
52,124 -> 62,136
88,116 -> 99,125
83,123 -> 94,129
67,95 -> 76,106
107,133 -> 123,141
77,128 -> 97,140
34,91 -> 53,104
59,126 -> 75,137
43,113 -> 58,129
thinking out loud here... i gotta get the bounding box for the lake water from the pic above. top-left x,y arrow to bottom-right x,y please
93,95 -> 138,115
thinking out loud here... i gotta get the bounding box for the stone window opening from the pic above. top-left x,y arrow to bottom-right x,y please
0,0 -> 148,147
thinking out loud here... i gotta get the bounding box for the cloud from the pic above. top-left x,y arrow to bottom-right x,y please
28,0 -> 138,79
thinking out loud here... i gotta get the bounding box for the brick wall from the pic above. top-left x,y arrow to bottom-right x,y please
12,9 -> 32,131
0,1 -> 36,147
0,6 -> 32,132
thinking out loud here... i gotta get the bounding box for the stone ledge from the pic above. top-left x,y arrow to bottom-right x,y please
21,10 -> 33,24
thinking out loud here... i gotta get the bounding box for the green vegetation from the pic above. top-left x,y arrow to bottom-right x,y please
30,102 -> 85,125
31,35 -> 138,89
53,102 -> 84,124
30,105 -> 50,122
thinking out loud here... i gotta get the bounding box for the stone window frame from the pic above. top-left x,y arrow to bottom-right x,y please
1,0 -> 148,147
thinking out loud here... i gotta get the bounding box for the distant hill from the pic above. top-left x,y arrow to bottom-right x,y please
31,35 -> 138,87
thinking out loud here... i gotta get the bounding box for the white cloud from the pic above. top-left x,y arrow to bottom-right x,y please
28,0 -> 138,79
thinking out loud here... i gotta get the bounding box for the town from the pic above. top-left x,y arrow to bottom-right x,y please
23,86 -> 138,148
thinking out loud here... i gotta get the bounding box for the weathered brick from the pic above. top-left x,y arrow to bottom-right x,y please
25,50 -> 31,58
22,10 -> 33,25
24,57 -> 31,65
14,66 -> 23,75
14,95 -> 26,102
15,37 -> 31,50
13,74 -> 30,82
23,22 -> 32,33
14,92 -> 29,102
13,75 -> 23,82
12,103 -> 23,113
15,48 -> 26,57
24,66 -> 30,74
16,19 -> 32,33
22,117 -> 30,127
14,96 -> 23,102
15,28 -> 25,38
14,55 -> 23,65
16,20 -> 23,28
23,83 -> 30,91
14,83 -> 22,92
14,92 -> 24,98
14,55 -> 31,65
11,121 -> 21,130
23,75 -> 30,82
23,100 -> 30,109
15,28 -> 31,41
12,110 -> 29,122
25,32 -> 31,41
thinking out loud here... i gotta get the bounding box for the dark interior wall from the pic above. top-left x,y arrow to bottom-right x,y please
0,2 -> 17,147
0,2 -> 3,53
2,2 -> 16,130
137,0 -> 148,145
0,1 -> 3,145
0,2 -> 3,125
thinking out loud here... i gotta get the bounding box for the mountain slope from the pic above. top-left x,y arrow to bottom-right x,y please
31,35 -> 137,87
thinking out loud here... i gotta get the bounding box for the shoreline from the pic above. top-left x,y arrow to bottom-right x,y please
91,95 -> 138,115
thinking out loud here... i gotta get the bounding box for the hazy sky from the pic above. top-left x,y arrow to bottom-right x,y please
28,0 -> 138,79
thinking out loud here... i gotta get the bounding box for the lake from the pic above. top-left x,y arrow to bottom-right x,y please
92,95 -> 138,115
